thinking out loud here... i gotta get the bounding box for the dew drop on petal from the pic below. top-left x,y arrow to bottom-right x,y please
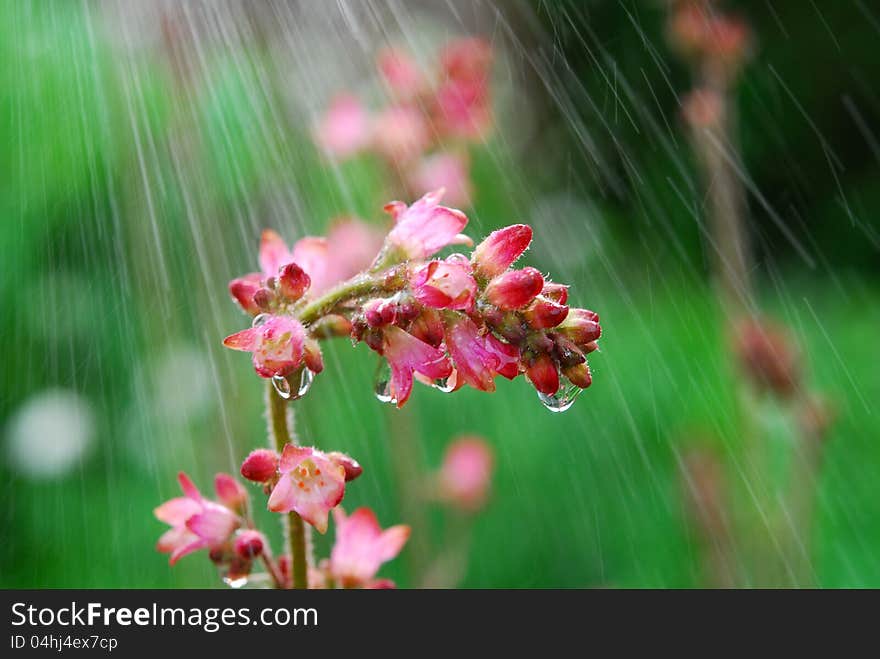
432,377 -> 455,393
252,313 -> 270,328
373,361 -> 398,405
272,374 -> 292,399
537,380 -> 581,413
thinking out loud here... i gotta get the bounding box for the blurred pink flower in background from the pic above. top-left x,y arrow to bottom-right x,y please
407,152 -> 472,207
313,94 -> 371,159
371,104 -> 431,164
378,47 -> 425,99
329,507 -> 410,588
436,435 -> 494,512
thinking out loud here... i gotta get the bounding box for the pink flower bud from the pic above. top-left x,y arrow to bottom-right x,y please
252,287 -> 275,312
278,262 -> 311,302
234,530 -> 265,559
229,275 -> 262,315
524,352 -> 560,396
214,473 -> 248,510
471,224 -> 532,278
327,451 -> 363,482
523,296 -> 569,329
485,267 -> 544,310
411,259 -> 478,310
303,338 -> 324,374
240,449 -> 279,483
541,282 -> 569,305
563,361 -> 592,389
557,308 -> 601,347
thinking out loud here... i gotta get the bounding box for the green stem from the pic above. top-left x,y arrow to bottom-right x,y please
267,382 -> 309,589
297,270 -> 406,326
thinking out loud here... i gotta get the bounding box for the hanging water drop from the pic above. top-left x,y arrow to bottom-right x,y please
293,368 -> 314,399
373,361 -> 397,405
432,376 -> 455,393
223,575 -> 249,589
537,381 -> 581,413
252,313 -> 270,328
272,374 -> 292,399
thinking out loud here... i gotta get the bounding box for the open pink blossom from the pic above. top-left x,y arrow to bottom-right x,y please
381,326 -> 452,407
410,256 -> 477,310
377,47 -> 424,99
437,436 -> 494,512
407,152 -> 472,208
371,104 -> 431,164
384,189 -> 471,260
444,315 -> 519,392
329,507 -> 410,588
223,315 -> 306,378
154,472 -> 240,565
314,94 -> 371,159
268,445 -> 347,534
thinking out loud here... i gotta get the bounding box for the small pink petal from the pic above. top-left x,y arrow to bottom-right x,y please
259,229 -> 293,278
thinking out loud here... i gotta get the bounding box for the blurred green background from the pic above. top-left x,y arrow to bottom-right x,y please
2,0 -> 878,588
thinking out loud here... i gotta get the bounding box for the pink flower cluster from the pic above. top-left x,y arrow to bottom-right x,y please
156,448 -> 409,589
667,0 -> 751,80
314,37 -> 494,207
223,189 -> 601,408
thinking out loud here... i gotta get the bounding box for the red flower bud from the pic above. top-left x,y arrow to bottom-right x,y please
252,287 -> 275,312
471,224 -> 532,278
524,352 -> 560,396
523,296 -> 569,329
557,308 -> 601,346
240,449 -> 279,483
327,452 -> 364,482
278,262 -> 311,301
303,338 -> 324,374
563,361 -> 592,389
485,267 -> 544,310
229,275 -> 262,315
234,530 -> 265,559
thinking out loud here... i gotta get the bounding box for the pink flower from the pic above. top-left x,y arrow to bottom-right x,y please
439,37 -> 493,86
223,315 -> 306,378
484,267 -> 544,310
214,473 -> 248,510
381,326 -> 453,407
444,315 -> 520,392
471,224 -> 533,278
314,94 -> 371,159
384,189 -> 471,260
371,104 -> 430,164
154,472 -> 240,565
329,507 -> 410,588
377,47 -> 424,99
437,436 -> 494,512
407,152 -> 472,208
434,79 -> 492,140
410,256 -> 477,310
267,445 -> 347,534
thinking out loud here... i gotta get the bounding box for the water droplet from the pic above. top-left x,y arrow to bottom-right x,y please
223,575 -> 249,589
292,368 -> 314,400
537,381 -> 581,413
252,313 -> 270,328
373,361 -> 397,405
272,374 -> 292,399
432,377 -> 455,393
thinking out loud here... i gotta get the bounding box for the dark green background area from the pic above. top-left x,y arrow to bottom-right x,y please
1,1 -> 878,588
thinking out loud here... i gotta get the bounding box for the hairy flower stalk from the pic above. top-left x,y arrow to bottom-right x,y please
266,382 -> 310,590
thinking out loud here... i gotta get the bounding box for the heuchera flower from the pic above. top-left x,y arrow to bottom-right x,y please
314,94 -> 371,159
444,315 -> 519,392
371,104 -> 431,164
329,507 -> 410,588
410,256 -> 478,310
408,152 -> 472,208
381,326 -> 453,407
268,445 -> 347,534
437,435 -> 494,512
471,224 -> 532,279
377,47 -> 425,99
434,37 -> 493,139
155,472 -> 240,565
384,189 -> 471,260
223,315 -> 306,379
